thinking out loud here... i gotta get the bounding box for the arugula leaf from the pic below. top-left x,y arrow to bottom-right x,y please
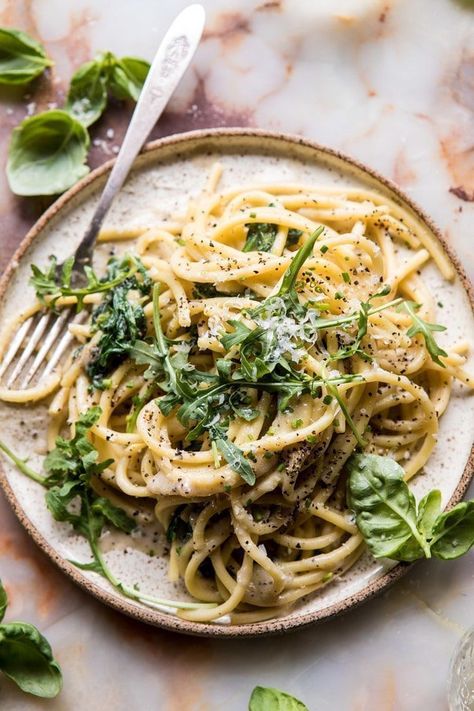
30,253 -> 146,311
347,454 -> 474,563
0,622 -> 62,698
109,56 -> 150,101
401,301 -> 448,367
0,27 -> 52,85
65,57 -> 108,127
243,223 -> 278,253
249,686 -> 309,711
209,425 -> 255,485
328,286 -> 392,362
7,109 -> 90,196
0,580 -> 7,623
277,227 -> 323,297
346,454 -> 430,559
192,282 -> 227,299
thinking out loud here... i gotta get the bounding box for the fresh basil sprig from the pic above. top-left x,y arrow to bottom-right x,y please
346,453 -> 474,561
7,109 -> 90,197
0,579 -> 62,698
249,686 -> 309,710
0,27 -> 52,85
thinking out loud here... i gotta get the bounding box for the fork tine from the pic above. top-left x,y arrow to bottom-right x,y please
6,312 -> 52,386
0,317 -> 34,380
41,311 -> 88,380
20,309 -> 72,388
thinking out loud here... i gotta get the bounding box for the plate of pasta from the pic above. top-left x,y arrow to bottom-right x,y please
0,129 -> 473,637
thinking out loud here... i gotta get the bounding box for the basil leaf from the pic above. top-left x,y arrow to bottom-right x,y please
0,27 -> 52,85
0,622 -> 62,697
7,109 -> 90,196
109,56 -> 150,101
65,58 -> 108,127
417,489 -> 442,538
0,580 -> 7,623
249,686 -> 308,711
346,453 -> 430,559
430,501 -> 474,560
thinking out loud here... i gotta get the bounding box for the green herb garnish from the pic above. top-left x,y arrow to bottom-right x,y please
29,253 -> 146,311
243,222 -> 278,253
0,27 -> 52,85
249,686 -> 308,710
400,301 -> 448,367
7,110 -> 90,197
0,578 -> 62,698
0,409 -> 217,613
347,454 -> 474,561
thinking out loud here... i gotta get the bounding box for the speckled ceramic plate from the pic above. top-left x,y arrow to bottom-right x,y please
0,129 -> 473,638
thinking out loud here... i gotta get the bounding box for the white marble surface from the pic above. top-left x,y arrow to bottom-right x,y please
0,0 -> 473,709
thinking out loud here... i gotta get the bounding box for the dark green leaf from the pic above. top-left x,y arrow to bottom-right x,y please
0,27 -> 52,85
0,622 -> 62,698
346,453 -> 430,559
277,226 -> 323,297
249,686 -> 308,711
221,320 -> 253,350
65,58 -> 108,127
401,301 -> 448,367
210,426 -> 255,485
109,56 -> 150,101
7,109 -> 90,196
166,507 -> 192,543
430,501 -> 474,559
0,580 -> 7,623
91,497 -> 136,534
243,223 -> 278,253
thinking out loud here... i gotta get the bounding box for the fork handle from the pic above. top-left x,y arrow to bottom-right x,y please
72,4 -> 205,276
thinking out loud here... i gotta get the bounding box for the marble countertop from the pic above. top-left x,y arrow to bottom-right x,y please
0,1 -> 473,709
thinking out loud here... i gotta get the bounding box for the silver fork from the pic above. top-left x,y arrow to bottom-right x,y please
0,4 -> 205,391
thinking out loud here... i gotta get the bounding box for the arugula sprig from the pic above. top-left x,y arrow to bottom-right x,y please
347,454 -> 474,561
0,409 -> 216,613
0,578 -> 62,698
131,285 -> 257,484
29,253 -> 145,311
400,301 -> 448,367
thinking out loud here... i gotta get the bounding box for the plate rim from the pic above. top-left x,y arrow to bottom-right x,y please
0,126 -> 473,639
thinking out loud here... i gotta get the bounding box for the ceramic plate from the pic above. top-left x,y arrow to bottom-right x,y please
0,129 -> 473,638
